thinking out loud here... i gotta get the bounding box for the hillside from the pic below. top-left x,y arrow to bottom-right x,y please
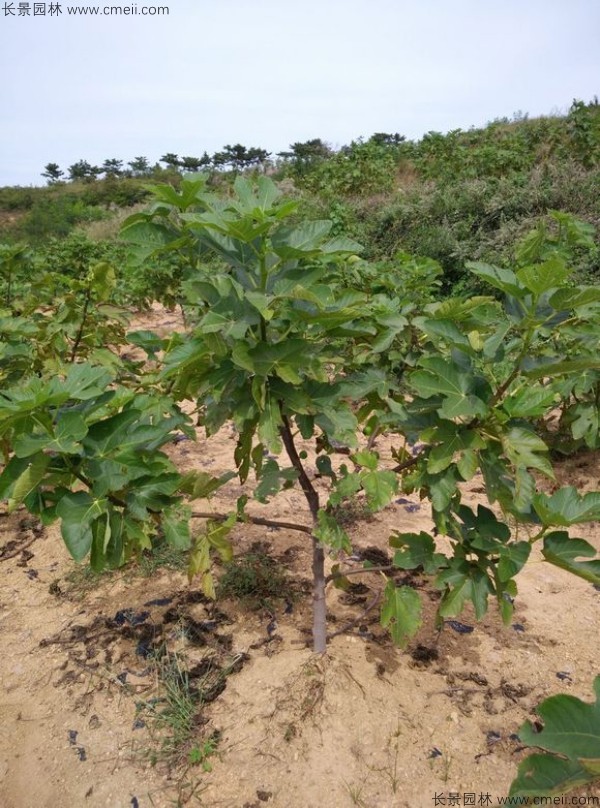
1,99 -> 599,291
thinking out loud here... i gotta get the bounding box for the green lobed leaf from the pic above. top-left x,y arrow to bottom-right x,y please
328,472 -> 362,507
62,364 -> 114,400
361,469 -> 398,511
457,449 -> 479,481
271,220 -> 332,258
7,453 -> 50,513
501,426 -> 555,479
0,455 -> 33,500
351,450 -> 379,471
510,676 -> 600,798
467,261 -> 524,297
179,470 -> 236,500
522,358 -> 600,380
571,403 -> 600,448
497,541 -> 531,582
437,562 -> 494,620
516,258 -> 568,295
162,505 -> 192,550
314,510 -> 351,553
56,491 -> 107,562
90,512 -> 112,572
541,532 -> 600,585
14,411 -> 88,458
390,531 -> 447,574
534,486 -> 600,526
410,357 -> 488,420
503,386 -> 558,418
380,581 -> 422,647
258,397 -> 283,454
429,467 -> 458,512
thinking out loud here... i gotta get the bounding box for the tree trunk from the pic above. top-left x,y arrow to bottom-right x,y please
279,412 -> 327,653
311,537 -> 327,653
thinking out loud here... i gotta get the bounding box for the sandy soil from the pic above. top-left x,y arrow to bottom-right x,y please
1,307 -> 599,808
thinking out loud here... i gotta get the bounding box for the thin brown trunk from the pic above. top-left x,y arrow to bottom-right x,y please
311,537 -> 327,653
279,410 -> 327,653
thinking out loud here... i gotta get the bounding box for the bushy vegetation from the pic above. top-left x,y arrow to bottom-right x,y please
2,98 -> 599,291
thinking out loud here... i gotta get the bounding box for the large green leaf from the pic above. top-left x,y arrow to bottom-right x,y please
361,469 -> 398,511
321,235 -> 363,255
510,677 -> 600,798
56,491 -> 107,561
90,512 -> 112,572
457,449 -> 478,481
179,471 -> 236,500
429,467 -> 458,512
497,541 -> 531,582
415,317 -> 471,348
313,404 -> 359,448
426,426 -> 484,475
542,532 -> 600,585
314,510 -> 351,553
534,486 -> 600,526
232,339 -> 317,384
271,220 -> 332,258
467,262 -> 524,297
14,411 -> 88,458
437,563 -> 494,620
549,286 -> 600,311
571,403 -> 600,448
410,357 -> 488,419
254,458 -> 297,503
503,386 -> 558,418
516,258 -> 568,295
62,364 -> 114,400
510,755 -> 594,798
82,410 -> 141,455
7,453 -> 50,513
125,473 -> 181,519
522,358 -> 600,379
380,581 -> 422,647
390,531 -> 446,574
162,505 -> 192,549
258,397 -> 283,453
90,261 -> 116,302
501,426 -> 554,478
328,472 -> 362,507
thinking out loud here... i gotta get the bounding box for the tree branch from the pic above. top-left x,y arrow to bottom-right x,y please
391,452 -> 424,473
278,411 -> 320,521
325,564 -> 394,584
191,511 -> 313,535
326,590 -> 382,640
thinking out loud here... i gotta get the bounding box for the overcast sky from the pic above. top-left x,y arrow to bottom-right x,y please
1,0 -> 598,186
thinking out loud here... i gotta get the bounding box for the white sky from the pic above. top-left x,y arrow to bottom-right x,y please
1,0 -> 599,186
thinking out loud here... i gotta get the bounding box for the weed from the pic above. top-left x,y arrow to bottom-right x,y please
330,495 -> 373,527
343,779 -> 368,807
63,539 -> 187,597
64,562 -> 107,595
141,652 -> 223,767
365,720 -> 403,795
217,551 -> 290,609
187,737 -> 219,772
145,653 -> 199,763
136,541 -> 188,577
